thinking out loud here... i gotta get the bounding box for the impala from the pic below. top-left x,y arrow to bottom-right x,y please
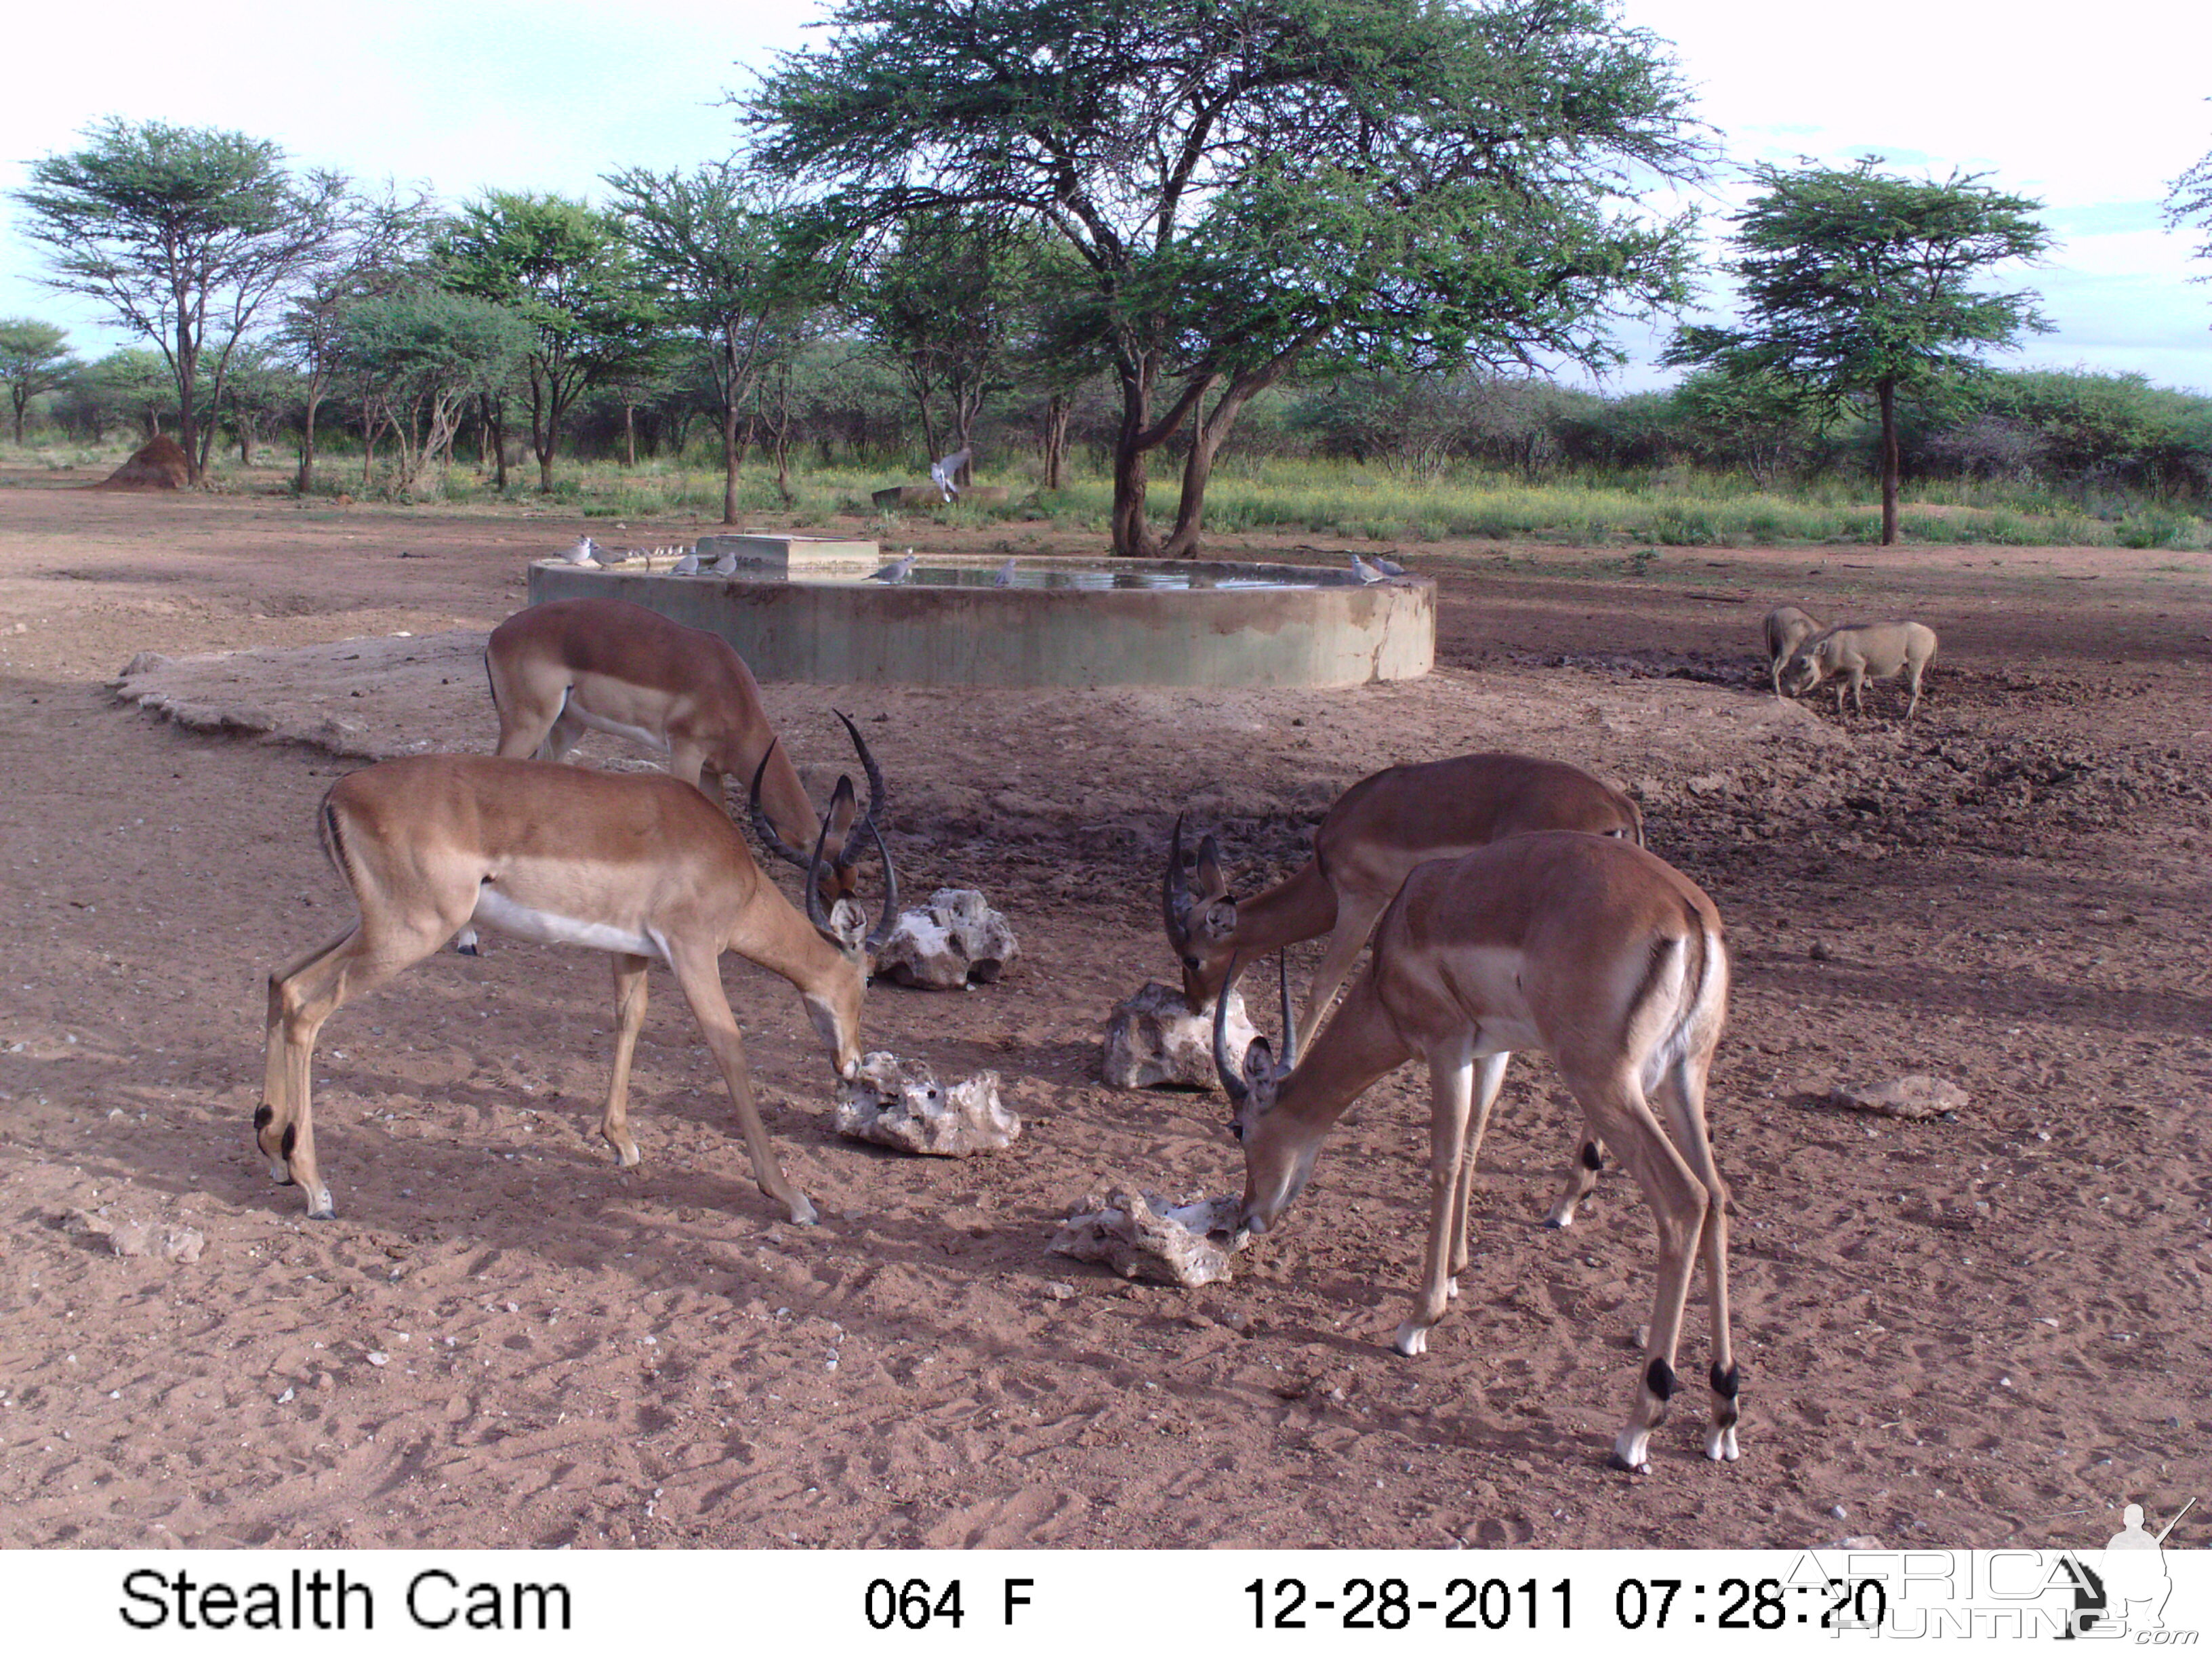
471,596 -> 884,949
1166,752 -> 1642,1227
255,744 -> 897,1229
1215,831 -> 1739,1473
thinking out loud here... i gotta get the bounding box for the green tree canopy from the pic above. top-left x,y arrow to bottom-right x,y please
11,119 -> 348,483
276,182 -> 438,491
2168,131 -> 2212,279
0,319 -> 82,445
749,0 -> 1708,554
437,191 -> 661,491
602,165 -> 823,521
843,209 -> 1046,485
335,289 -> 533,496
1666,157 -> 2051,544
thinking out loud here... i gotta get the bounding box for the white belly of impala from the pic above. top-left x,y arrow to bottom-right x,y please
566,700 -> 671,754
471,888 -> 663,960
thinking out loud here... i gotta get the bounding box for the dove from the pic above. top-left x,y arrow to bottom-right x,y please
992,557 -> 1017,588
671,550 -> 701,575
928,447 -> 972,502
869,549 -> 918,583
560,535 -> 601,567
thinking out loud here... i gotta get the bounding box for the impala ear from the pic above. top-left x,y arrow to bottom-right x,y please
827,896 -> 867,949
1193,833 -> 1228,901
1198,897 -> 1238,942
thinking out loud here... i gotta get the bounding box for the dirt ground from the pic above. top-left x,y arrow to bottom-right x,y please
2,473 -> 2208,1552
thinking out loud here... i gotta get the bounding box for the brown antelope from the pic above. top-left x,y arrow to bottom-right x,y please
1166,752 -> 1642,1227
470,596 -> 882,949
255,745 -> 897,1228
1215,831 -> 1738,1472
1761,605 -> 1823,700
1780,620 -> 1939,719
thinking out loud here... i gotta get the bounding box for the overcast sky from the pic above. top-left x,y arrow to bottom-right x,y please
3,0 -> 2208,394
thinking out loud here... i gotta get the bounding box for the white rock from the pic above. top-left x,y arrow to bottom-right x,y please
1050,1189 -> 1244,1288
874,888 -> 1019,990
1102,981 -> 1257,1091
1833,1075 -> 1969,1120
834,1051 -> 1021,1156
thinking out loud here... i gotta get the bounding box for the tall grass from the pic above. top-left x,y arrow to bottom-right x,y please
32,434 -> 2201,549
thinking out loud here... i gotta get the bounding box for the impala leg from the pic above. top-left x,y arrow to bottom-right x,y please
666,945 -> 817,1227
598,952 -> 651,1168
1572,1073 -> 1709,1473
669,743 -> 713,799
1547,1134 -> 1607,1229
1448,1051 -> 1511,1287
1656,1051 -> 1740,1461
1296,895 -> 1385,1049
1394,1039 -> 1477,1357
260,916 -> 449,1220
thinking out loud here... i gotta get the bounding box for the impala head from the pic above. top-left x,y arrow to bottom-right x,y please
747,710 -> 886,910
1163,815 -> 1241,1012
796,771 -> 901,1080
1212,952 -> 1314,1240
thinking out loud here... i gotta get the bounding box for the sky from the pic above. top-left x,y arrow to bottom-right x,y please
3,0 -> 2209,395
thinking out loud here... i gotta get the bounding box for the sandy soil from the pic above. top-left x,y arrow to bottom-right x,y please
2,472 -> 2209,1551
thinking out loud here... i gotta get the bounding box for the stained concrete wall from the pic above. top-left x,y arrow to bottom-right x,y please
525,561 -> 1433,688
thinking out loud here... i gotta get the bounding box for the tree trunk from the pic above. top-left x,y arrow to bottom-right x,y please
1162,365 -> 1286,558
175,313 -> 203,487
721,401 -> 741,526
297,386 -> 324,493
1041,394 -> 1071,492
1878,377 -> 1900,546
1109,361 -> 1159,557
9,393 -> 24,446
623,403 -> 637,468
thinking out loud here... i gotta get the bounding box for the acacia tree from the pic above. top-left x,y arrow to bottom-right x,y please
335,289 -> 533,497
1667,159 -> 2051,545
438,192 -> 661,491
277,183 -> 436,492
750,0 -> 1704,555
844,210 -> 1044,485
12,119 -> 347,483
0,319 -> 81,444
602,165 -> 819,521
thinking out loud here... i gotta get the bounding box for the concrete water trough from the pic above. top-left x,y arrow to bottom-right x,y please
527,536 -> 1433,689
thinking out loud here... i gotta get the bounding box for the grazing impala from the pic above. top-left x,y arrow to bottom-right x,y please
255,746 -> 897,1229
1215,831 -> 1738,1473
1166,752 -> 1642,1226
468,596 -> 884,950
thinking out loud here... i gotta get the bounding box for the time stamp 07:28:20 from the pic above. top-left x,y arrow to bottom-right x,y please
1242,1574 -> 1890,1633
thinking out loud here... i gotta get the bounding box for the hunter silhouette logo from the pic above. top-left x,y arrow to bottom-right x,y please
2058,1496 -> 2196,1640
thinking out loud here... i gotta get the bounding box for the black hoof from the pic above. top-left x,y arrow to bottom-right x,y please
1605,1452 -> 1649,1475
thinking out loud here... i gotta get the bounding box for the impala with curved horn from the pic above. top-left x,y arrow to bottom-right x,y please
483,596 -> 882,892
1168,752 -> 1641,1227
1214,831 -> 1738,1473
255,744 -> 899,1229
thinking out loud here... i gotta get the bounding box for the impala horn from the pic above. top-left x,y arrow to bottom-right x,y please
804,773 -> 901,955
747,740 -> 811,870
1164,813 -> 1190,941
1277,950 -> 1299,1073
1214,951 -> 1251,1111
830,709 -> 886,874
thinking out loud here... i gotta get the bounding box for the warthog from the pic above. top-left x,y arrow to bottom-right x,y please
1780,620 -> 1939,718
1761,605 -> 1823,699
